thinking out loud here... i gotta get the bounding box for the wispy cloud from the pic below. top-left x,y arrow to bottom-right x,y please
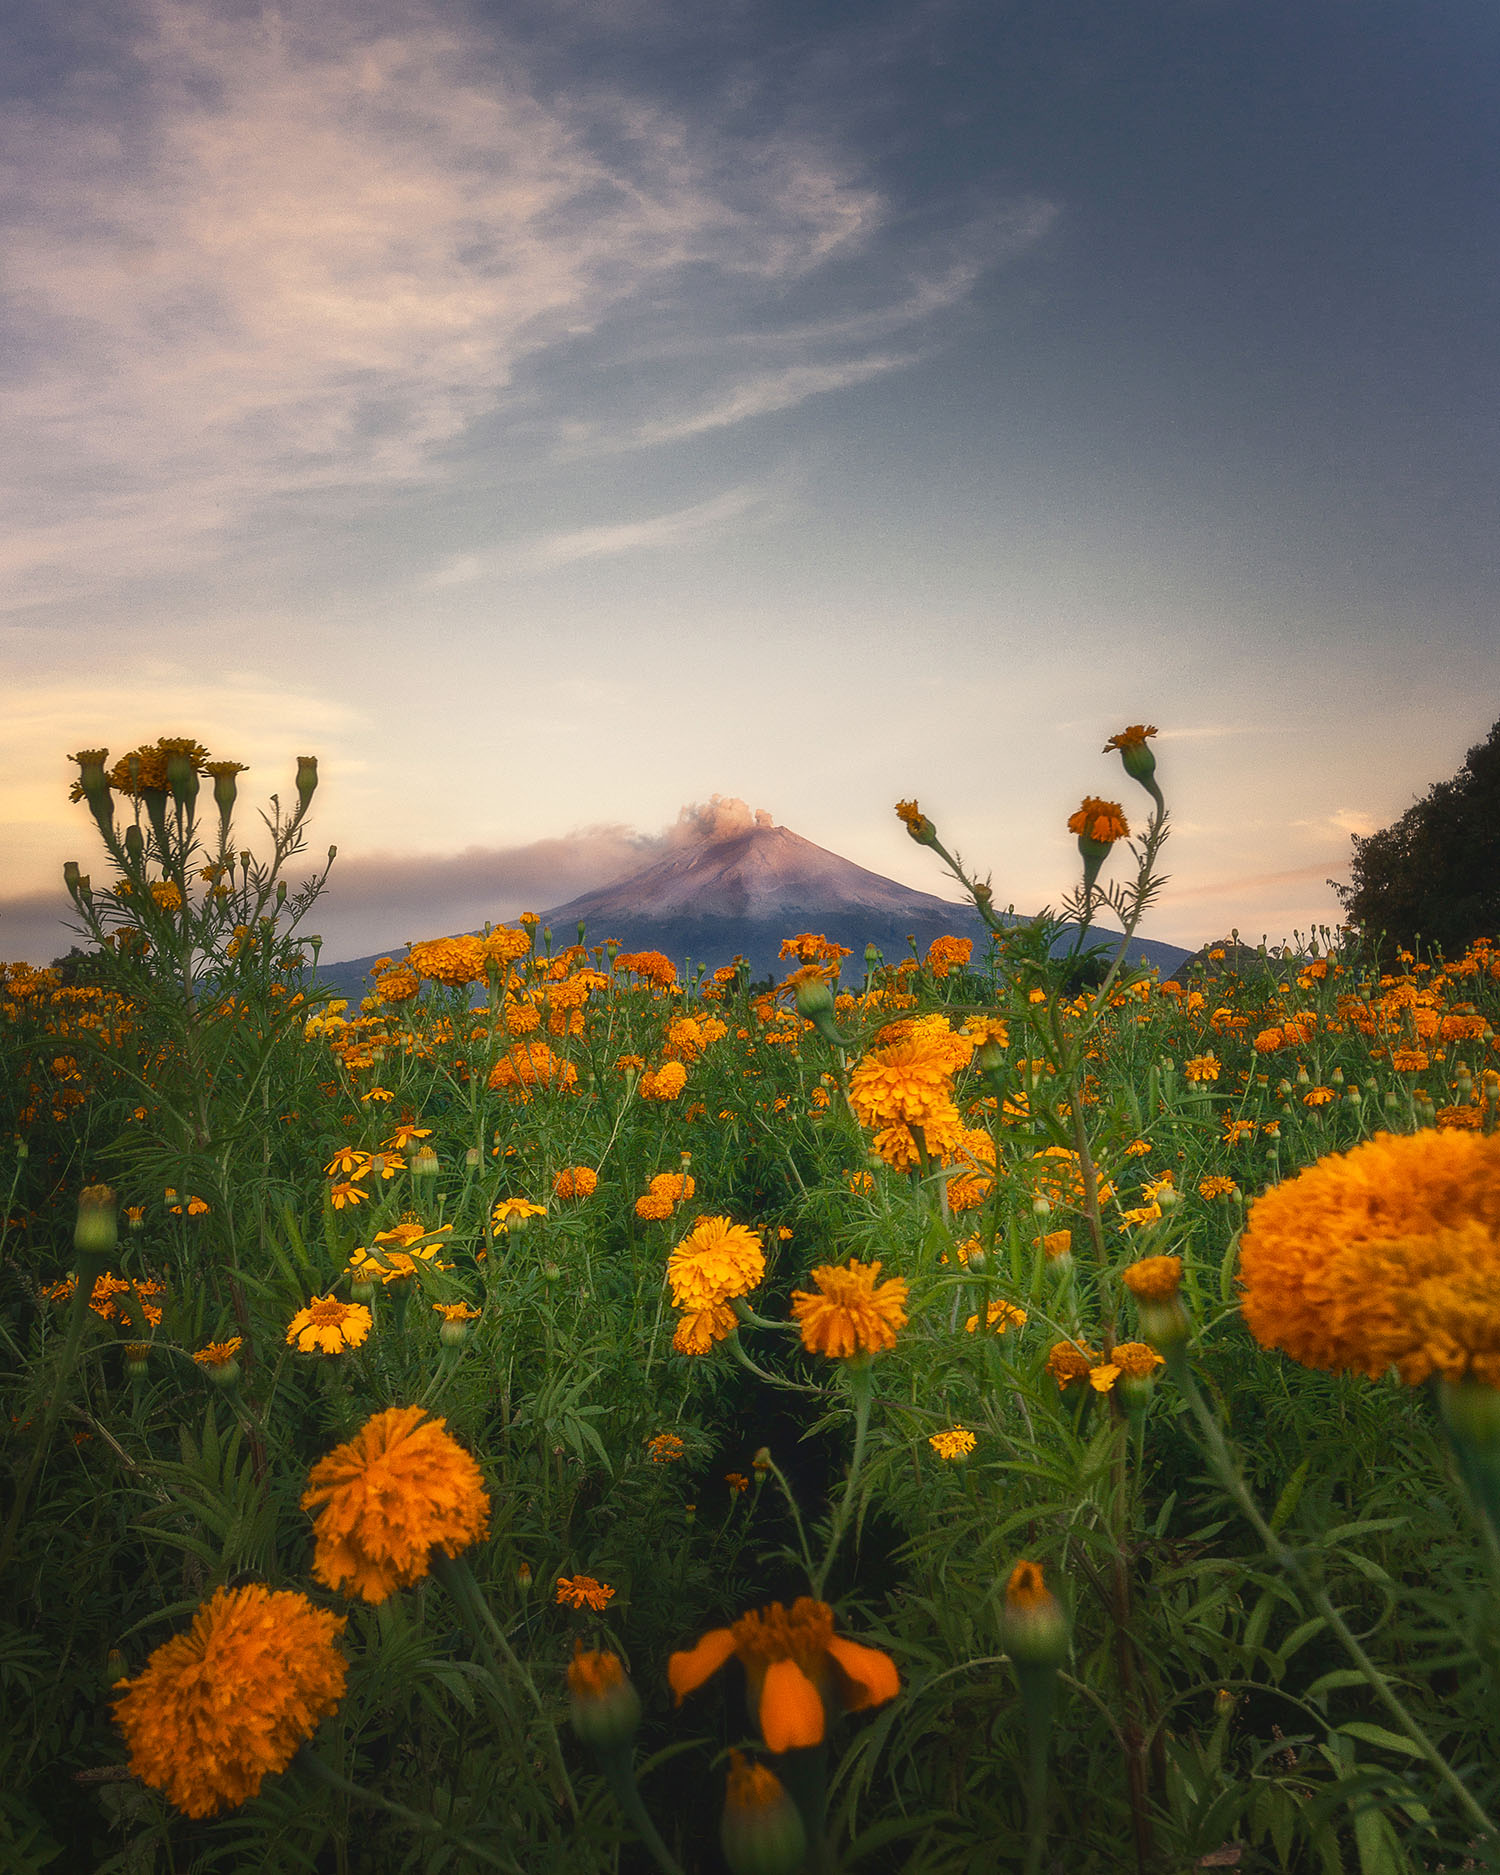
0,0 -> 1044,607
430,482 -> 772,583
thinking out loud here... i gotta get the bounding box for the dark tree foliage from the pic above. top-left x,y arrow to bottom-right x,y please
1331,718 -> 1500,960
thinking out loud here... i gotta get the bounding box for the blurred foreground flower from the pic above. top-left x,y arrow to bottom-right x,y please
669,1597 -> 898,1752
302,1405 -> 490,1603
113,1585 -> 346,1817
1239,1130 -> 1500,1386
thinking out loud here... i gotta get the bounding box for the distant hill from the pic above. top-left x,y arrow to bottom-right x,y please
317,808 -> 1192,996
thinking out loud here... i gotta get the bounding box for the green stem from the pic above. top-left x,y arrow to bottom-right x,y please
810,1358 -> 873,1600
1173,1351 -> 1495,1842
429,1550 -> 577,1814
297,1745 -> 523,1871
594,1745 -> 687,1875
0,1267 -> 96,1580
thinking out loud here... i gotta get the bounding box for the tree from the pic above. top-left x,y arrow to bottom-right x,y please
1330,718 -> 1500,960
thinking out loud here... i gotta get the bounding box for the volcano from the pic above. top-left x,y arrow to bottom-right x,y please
318,798 -> 1191,993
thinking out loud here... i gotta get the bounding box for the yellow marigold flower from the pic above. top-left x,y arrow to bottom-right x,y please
1086,1342 -> 1166,1392
1239,1130 -> 1500,1386
1125,1138 -> 1153,1157
640,1059 -> 689,1101
432,1302 -> 481,1324
1067,797 -> 1129,843
327,1180 -> 366,1210
192,1337 -> 243,1367
301,1405 -> 491,1603
553,1165 -> 598,1200
286,1295 -> 372,1354
667,1216 -> 766,1311
1303,1085 -> 1336,1108
490,1197 -> 546,1233
929,1426 -> 977,1460
646,1432 -> 686,1462
1027,1146 -> 1114,1209
965,1300 -> 1028,1334
483,925 -> 532,965
791,1259 -> 908,1359
673,1303 -> 738,1354
669,1597 -> 899,1753
113,1585 -> 346,1818
1120,1202 -> 1163,1228
1183,1053 -> 1221,1083
1045,1341 -> 1097,1388
556,1574 -> 614,1611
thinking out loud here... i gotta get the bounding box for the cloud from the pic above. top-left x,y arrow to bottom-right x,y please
431,482 -> 772,582
1162,861 -> 1346,902
0,0 -> 1047,607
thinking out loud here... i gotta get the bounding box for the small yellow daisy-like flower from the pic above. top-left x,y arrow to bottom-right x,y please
790,1259 -> 908,1359
285,1295 -> 373,1355
965,1300 -> 1028,1334
302,1405 -> 491,1604
432,1302 -> 481,1324
667,1216 -> 766,1311
556,1574 -> 615,1611
929,1427 -> 977,1460
327,1181 -> 366,1210
491,1198 -> 546,1233
113,1585 -> 346,1818
1183,1053 -> 1221,1083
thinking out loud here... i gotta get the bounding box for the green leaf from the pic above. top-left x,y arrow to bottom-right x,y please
1336,1722 -> 1425,1761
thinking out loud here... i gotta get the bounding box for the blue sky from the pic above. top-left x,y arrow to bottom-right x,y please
2,0 -> 1496,963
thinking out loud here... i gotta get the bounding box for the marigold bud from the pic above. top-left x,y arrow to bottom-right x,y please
566,1641 -> 641,1753
295,755 -> 319,811
719,1751 -> 808,1875
75,1185 -> 118,1264
1001,1560 -> 1069,1667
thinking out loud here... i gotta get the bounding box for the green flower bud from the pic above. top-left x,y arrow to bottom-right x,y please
719,1752 -> 808,1875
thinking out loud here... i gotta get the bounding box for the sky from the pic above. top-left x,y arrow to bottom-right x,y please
2,0 -> 1497,966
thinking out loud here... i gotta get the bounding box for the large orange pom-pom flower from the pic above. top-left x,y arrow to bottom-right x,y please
791,1259 -> 908,1358
113,1585 -> 346,1817
301,1405 -> 491,1603
669,1597 -> 899,1752
1238,1130 -> 1500,1387
667,1216 -> 766,1311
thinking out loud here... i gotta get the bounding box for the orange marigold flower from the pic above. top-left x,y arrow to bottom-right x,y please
1391,1048 -> 1430,1072
113,1585 -> 346,1818
894,799 -> 935,842
1122,1255 -> 1183,1301
1183,1052 -> 1221,1083
490,1197 -> 546,1233
615,950 -> 678,987
1102,724 -> 1157,755
635,1191 -> 675,1221
847,1039 -> 957,1132
791,1259 -> 908,1358
672,1303 -> 738,1354
667,1216 -> 766,1311
669,1597 -> 899,1752
301,1406 -> 491,1602
1198,1175 -> 1239,1200
556,1574 -> 614,1611
640,1060 -> 689,1101
285,1295 -> 372,1355
1238,1130 -> 1500,1386
929,1426 -> 976,1459
192,1337 -> 243,1368
924,935 -> 973,978
1303,1085 -> 1336,1108
1067,797 -> 1129,843
1045,1341 -> 1097,1388
406,936 -> 487,987
552,1166 -> 598,1201
646,1432 -> 686,1462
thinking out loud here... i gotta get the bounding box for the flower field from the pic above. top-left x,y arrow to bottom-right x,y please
3,732 -> 1499,1873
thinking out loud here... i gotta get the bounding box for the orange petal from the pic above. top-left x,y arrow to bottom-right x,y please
758,1658 -> 825,1751
826,1635 -> 900,1712
667,1628 -> 737,1703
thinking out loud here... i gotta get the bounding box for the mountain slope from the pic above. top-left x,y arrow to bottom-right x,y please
318,807 -> 1191,992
